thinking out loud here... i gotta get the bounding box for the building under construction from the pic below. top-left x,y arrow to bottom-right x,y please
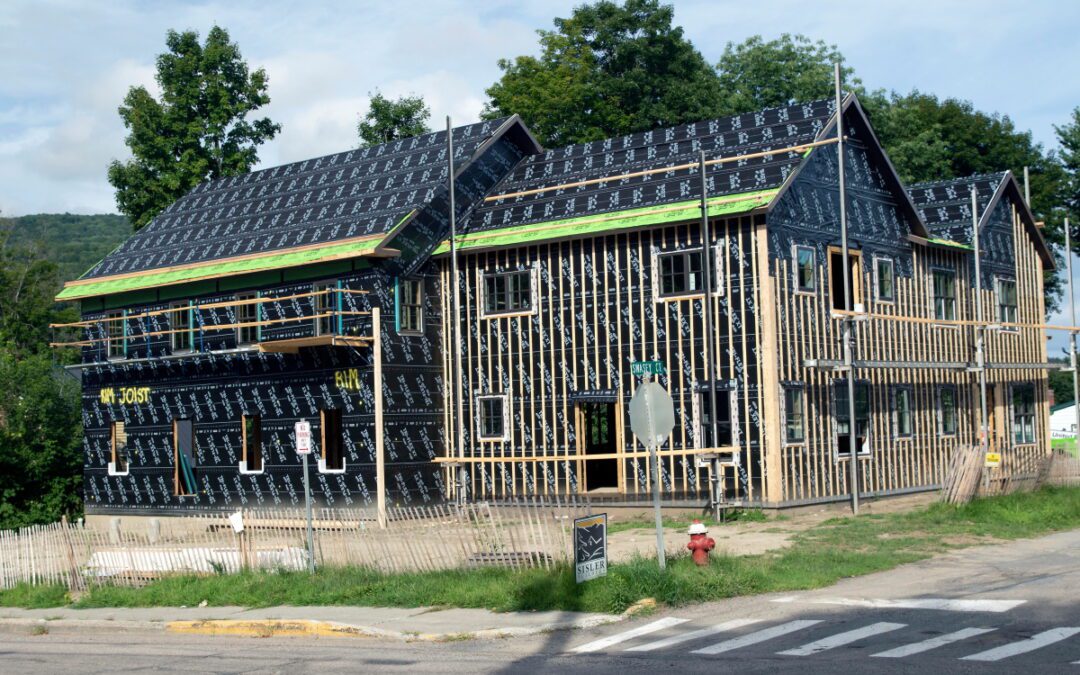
53,92 -> 1055,516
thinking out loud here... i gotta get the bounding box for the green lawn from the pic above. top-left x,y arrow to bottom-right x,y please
4,486 -> 1078,614
1051,438 -> 1079,457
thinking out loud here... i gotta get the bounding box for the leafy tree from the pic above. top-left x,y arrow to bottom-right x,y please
714,34 -> 859,115
1049,364 -> 1074,406
483,0 -> 723,147
108,26 -> 281,230
358,92 -> 431,147
1055,107 -> 1080,223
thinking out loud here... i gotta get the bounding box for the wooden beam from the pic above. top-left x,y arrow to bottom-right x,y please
372,306 -> 386,529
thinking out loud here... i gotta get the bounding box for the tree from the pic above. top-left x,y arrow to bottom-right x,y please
483,0 -> 723,147
108,26 -> 281,230
357,92 -> 431,147
1055,107 -> 1080,222
714,34 -> 860,115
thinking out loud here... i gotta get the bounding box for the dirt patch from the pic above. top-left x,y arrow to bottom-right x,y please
607,524 -> 792,561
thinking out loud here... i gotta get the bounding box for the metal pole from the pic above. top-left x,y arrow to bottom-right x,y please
1067,217 -> 1079,452
448,117 -> 467,498
972,187 -> 989,471
835,63 -> 859,515
302,451 -> 315,574
699,150 -> 722,520
646,378 -> 666,570
1024,166 -> 1032,207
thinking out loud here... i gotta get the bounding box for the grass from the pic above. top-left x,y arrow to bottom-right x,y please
606,509 -> 768,535
1051,437 -> 1079,457
0,583 -> 69,609
4,486 -> 1079,614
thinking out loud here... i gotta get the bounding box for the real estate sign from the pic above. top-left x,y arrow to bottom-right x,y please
574,513 -> 608,583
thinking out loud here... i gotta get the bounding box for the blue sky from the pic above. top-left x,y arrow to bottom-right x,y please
2,0 -> 1079,341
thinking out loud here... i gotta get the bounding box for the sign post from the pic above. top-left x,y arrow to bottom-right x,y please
573,513 -> 608,583
629,362 -> 675,570
295,420 -> 315,575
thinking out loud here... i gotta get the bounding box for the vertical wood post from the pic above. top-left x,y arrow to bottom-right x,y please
373,305 -> 386,528
757,220 -> 783,504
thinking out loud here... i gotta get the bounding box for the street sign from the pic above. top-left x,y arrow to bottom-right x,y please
295,420 -> 312,455
573,513 -> 608,583
631,360 -> 665,377
985,451 -> 1002,468
629,381 -> 676,447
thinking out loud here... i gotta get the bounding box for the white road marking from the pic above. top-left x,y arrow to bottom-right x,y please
626,619 -> 761,652
572,617 -> 689,653
778,622 -> 907,656
776,596 -> 1024,613
961,627 -> 1080,662
691,620 -> 823,655
871,627 -> 997,658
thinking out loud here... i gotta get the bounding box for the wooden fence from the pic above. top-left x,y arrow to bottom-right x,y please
0,497 -> 592,591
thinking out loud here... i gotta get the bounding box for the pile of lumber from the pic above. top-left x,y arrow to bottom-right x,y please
941,445 -> 985,505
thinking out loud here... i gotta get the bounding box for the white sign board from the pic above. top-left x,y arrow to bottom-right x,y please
629,381 -> 676,447
295,420 -> 312,455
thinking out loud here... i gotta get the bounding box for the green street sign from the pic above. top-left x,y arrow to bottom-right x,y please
630,360 -> 665,377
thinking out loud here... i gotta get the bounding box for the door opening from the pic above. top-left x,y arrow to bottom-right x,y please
580,402 -> 618,490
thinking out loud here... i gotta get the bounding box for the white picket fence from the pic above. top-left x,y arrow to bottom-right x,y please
0,497 -> 592,591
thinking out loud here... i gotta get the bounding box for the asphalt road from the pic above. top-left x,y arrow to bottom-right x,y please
1,528 -> 1077,674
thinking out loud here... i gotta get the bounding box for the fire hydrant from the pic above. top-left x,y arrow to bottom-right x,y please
687,520 -> 715,566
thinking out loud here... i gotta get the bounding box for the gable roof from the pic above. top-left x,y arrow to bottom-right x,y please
446,99 -> 837,252
57,116 -> 532,301
909,171 -> 1054,268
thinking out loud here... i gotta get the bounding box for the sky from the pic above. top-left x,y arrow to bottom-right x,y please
2,0 -> 1079,341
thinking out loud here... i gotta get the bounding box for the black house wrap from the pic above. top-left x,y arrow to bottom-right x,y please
56,95 -> 1055,515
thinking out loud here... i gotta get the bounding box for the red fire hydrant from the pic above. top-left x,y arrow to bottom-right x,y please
687,520 -> 715,566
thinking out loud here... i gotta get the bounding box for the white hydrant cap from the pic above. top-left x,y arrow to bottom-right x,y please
688,520 -> 707,535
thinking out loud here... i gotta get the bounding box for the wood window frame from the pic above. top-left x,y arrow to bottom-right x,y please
477,394 -> 509,442
239,413 -> 264,475
793,245 -> 817,295
108,420 -> 129,476
170,301 -> 193,354
936,385 -> 959,437
827,246 -> 863,312
105,310 -> 126,360
318,408 -> 346,474
873,256 -> 895,304
480,267 -> 537,319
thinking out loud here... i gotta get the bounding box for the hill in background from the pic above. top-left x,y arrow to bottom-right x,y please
5,213 -> 129,281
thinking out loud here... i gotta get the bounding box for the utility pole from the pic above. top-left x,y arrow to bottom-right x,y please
447,117 -> 467,500
1067,217 -> 1079,452
835,63 -> 859,515
698,150 -> 722,521
971,187 -> 989,467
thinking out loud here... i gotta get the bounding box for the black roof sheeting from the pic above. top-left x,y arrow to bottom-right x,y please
467,99 -> 836,233
84,117 -> 515,280
908,172 -> 1008,245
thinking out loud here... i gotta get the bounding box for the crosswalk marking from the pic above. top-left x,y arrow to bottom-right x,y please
871,627 -> 997,658
571,617 -> 689,653
626,619 -> 761,652
691,619 -> 823,655
960,627 -> 1080,662
778,622 -> 907,656
775,596 -> 1025,613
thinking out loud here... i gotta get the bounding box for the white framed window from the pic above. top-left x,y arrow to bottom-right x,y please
874,257 -> 895,303
108,421 -> 129,476
996,277 -> 1018,328
932,268 -> 957,321
783,385 -> 806,445
481,267 -> 537,318
477,394 -> 509,441
833,381 -> 871,458
398,278 -> 424,334
695,386 -> 735,448
239,414 -> 264,475
794,245 -> 816,294
1011,383 -> 1036,445
105,310 -> 126,360
891,386 -> 914,439
235,293 -> 259,346
170,302 -> 193,354
318,408 -> 346,473
937,385 -> 958,436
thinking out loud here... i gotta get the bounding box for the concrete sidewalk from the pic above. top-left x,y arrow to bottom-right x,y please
0,604 -> 621,641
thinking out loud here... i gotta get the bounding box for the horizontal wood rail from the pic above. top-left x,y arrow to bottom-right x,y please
830,307 -> 1080,333
435,447 -> 737,463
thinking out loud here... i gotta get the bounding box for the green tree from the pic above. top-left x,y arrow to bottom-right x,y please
358,91 -> 431,147
1049,365 -> 1074,406
714,34 -> 859,115
108,26 -> 281,230
1055,107 -> 1080,223
483,0 -> 723,147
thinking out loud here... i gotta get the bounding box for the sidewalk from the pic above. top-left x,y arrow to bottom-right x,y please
0,604 -> 621,641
